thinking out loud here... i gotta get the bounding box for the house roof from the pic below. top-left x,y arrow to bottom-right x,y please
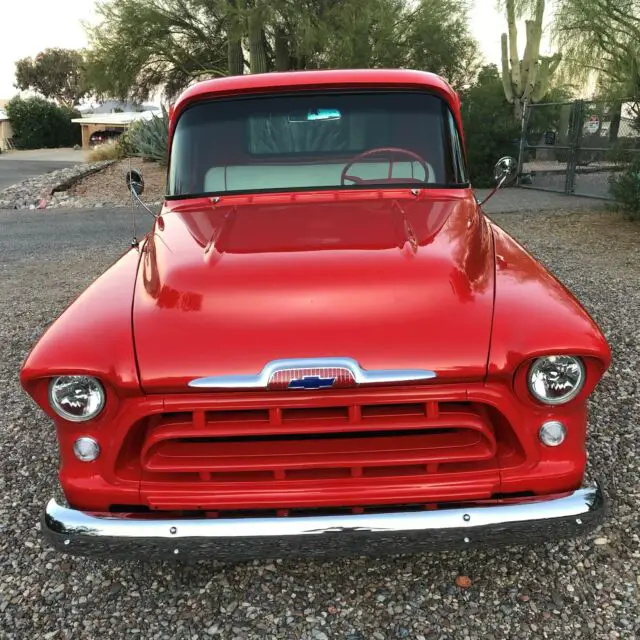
71,110 -> 158,126
77,101 -> 160,115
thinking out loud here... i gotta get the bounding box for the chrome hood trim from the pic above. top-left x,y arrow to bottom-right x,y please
188,357 -> 437,389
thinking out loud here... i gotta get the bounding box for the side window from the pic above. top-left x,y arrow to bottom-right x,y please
448,111 -> 468,184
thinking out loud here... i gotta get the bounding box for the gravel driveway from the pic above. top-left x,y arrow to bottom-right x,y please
0,207 -> 638,639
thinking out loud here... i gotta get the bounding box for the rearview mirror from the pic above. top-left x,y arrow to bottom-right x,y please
125,169 -> 145,196
288,108 -> 342,123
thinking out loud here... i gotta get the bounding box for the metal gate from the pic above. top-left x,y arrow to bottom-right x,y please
518,99 -> 640,199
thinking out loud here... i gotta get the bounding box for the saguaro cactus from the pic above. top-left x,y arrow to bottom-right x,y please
248,3 -> 268,74
501,0 -> 561,120
226,0 -> 244,76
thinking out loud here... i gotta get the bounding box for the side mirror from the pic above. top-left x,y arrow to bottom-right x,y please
124,168 -> 158,220
125,169 -> 145,196
479,156 -> 518,207
493,156 -> 518,186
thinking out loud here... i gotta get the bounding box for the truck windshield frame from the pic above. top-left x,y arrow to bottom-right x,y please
167,90 -> 469,199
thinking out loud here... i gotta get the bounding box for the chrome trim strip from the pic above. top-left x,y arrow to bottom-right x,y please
188,357 -> 437,389
42,482 -> 604,560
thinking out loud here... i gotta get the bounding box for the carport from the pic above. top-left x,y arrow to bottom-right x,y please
72,111 -> 156,150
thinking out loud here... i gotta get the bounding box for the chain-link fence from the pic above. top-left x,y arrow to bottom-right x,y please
518,99 -> 640,199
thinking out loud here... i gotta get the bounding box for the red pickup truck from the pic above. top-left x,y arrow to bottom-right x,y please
21,69 -> 610,560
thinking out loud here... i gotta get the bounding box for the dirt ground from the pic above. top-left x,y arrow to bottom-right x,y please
66,158 -> 167,204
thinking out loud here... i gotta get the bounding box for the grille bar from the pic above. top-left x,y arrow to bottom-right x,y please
143,429 -> 494,473
141,409 -> 488,444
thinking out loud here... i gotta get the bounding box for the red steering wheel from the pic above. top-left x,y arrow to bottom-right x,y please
341,147 -> 430,186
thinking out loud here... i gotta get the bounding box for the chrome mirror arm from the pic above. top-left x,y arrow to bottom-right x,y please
478,156 -> 518,207
130,186 -> 159,218
478,174 -> 508,207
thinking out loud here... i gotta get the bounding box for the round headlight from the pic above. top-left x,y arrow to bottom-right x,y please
528,356 -> 585,405
49,376 -> 105,422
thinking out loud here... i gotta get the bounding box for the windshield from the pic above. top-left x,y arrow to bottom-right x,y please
168,91 -> 467,197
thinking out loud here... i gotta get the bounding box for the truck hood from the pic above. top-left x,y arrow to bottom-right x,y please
133,191 -> 495,393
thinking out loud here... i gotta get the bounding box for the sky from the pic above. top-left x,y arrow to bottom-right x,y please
0,0 -> 550,100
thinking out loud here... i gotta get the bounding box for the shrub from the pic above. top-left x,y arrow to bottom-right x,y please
88,141 -> 124,162
610,151 -> 640,220
5,96 -> 81,149
125,106 -> 169,165
460,66 -> 520,187
115,127 -> 137,158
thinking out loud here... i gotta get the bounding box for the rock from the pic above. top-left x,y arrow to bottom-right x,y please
0,160 -> 114,211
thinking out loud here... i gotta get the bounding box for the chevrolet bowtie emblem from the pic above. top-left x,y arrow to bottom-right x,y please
288,375 -> 337,390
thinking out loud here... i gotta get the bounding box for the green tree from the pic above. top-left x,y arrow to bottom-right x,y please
272,0 -> 480,89
86,0 -> 229,101
460,65 -> 521,186
14,48 -> 89,107
86,0 -> 482,99
552,0 -> 640,102
406,0 -> 481,90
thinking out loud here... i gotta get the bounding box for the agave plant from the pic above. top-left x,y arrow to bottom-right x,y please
125,105 -> 169,165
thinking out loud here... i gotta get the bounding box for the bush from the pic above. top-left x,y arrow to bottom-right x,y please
115,127 -> 137,158
5,96 -> 81,149
125,106 -> 169,165
87,141 -> 124,162
610,151 -> 640,220
460,66 -> 521,187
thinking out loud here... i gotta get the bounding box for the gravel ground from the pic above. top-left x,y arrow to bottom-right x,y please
66,159 -> 166,206
0,206 -> 638,639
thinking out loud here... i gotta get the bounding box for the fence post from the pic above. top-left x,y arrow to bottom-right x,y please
516,101 -> 530,186
566,100 -> 584,194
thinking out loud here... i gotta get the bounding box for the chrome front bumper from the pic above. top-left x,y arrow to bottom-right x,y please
42,482 -> 604,560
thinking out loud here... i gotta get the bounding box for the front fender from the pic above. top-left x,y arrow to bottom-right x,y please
488,223 -> 611,384
20,247 -> 143,417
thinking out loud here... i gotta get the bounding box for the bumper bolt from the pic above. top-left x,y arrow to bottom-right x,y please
463,514 -> 470,522
170,526 -> 177,535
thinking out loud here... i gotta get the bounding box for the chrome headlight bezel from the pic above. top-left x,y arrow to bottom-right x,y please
527,356 -> 586,406
48,376 -> 106,422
